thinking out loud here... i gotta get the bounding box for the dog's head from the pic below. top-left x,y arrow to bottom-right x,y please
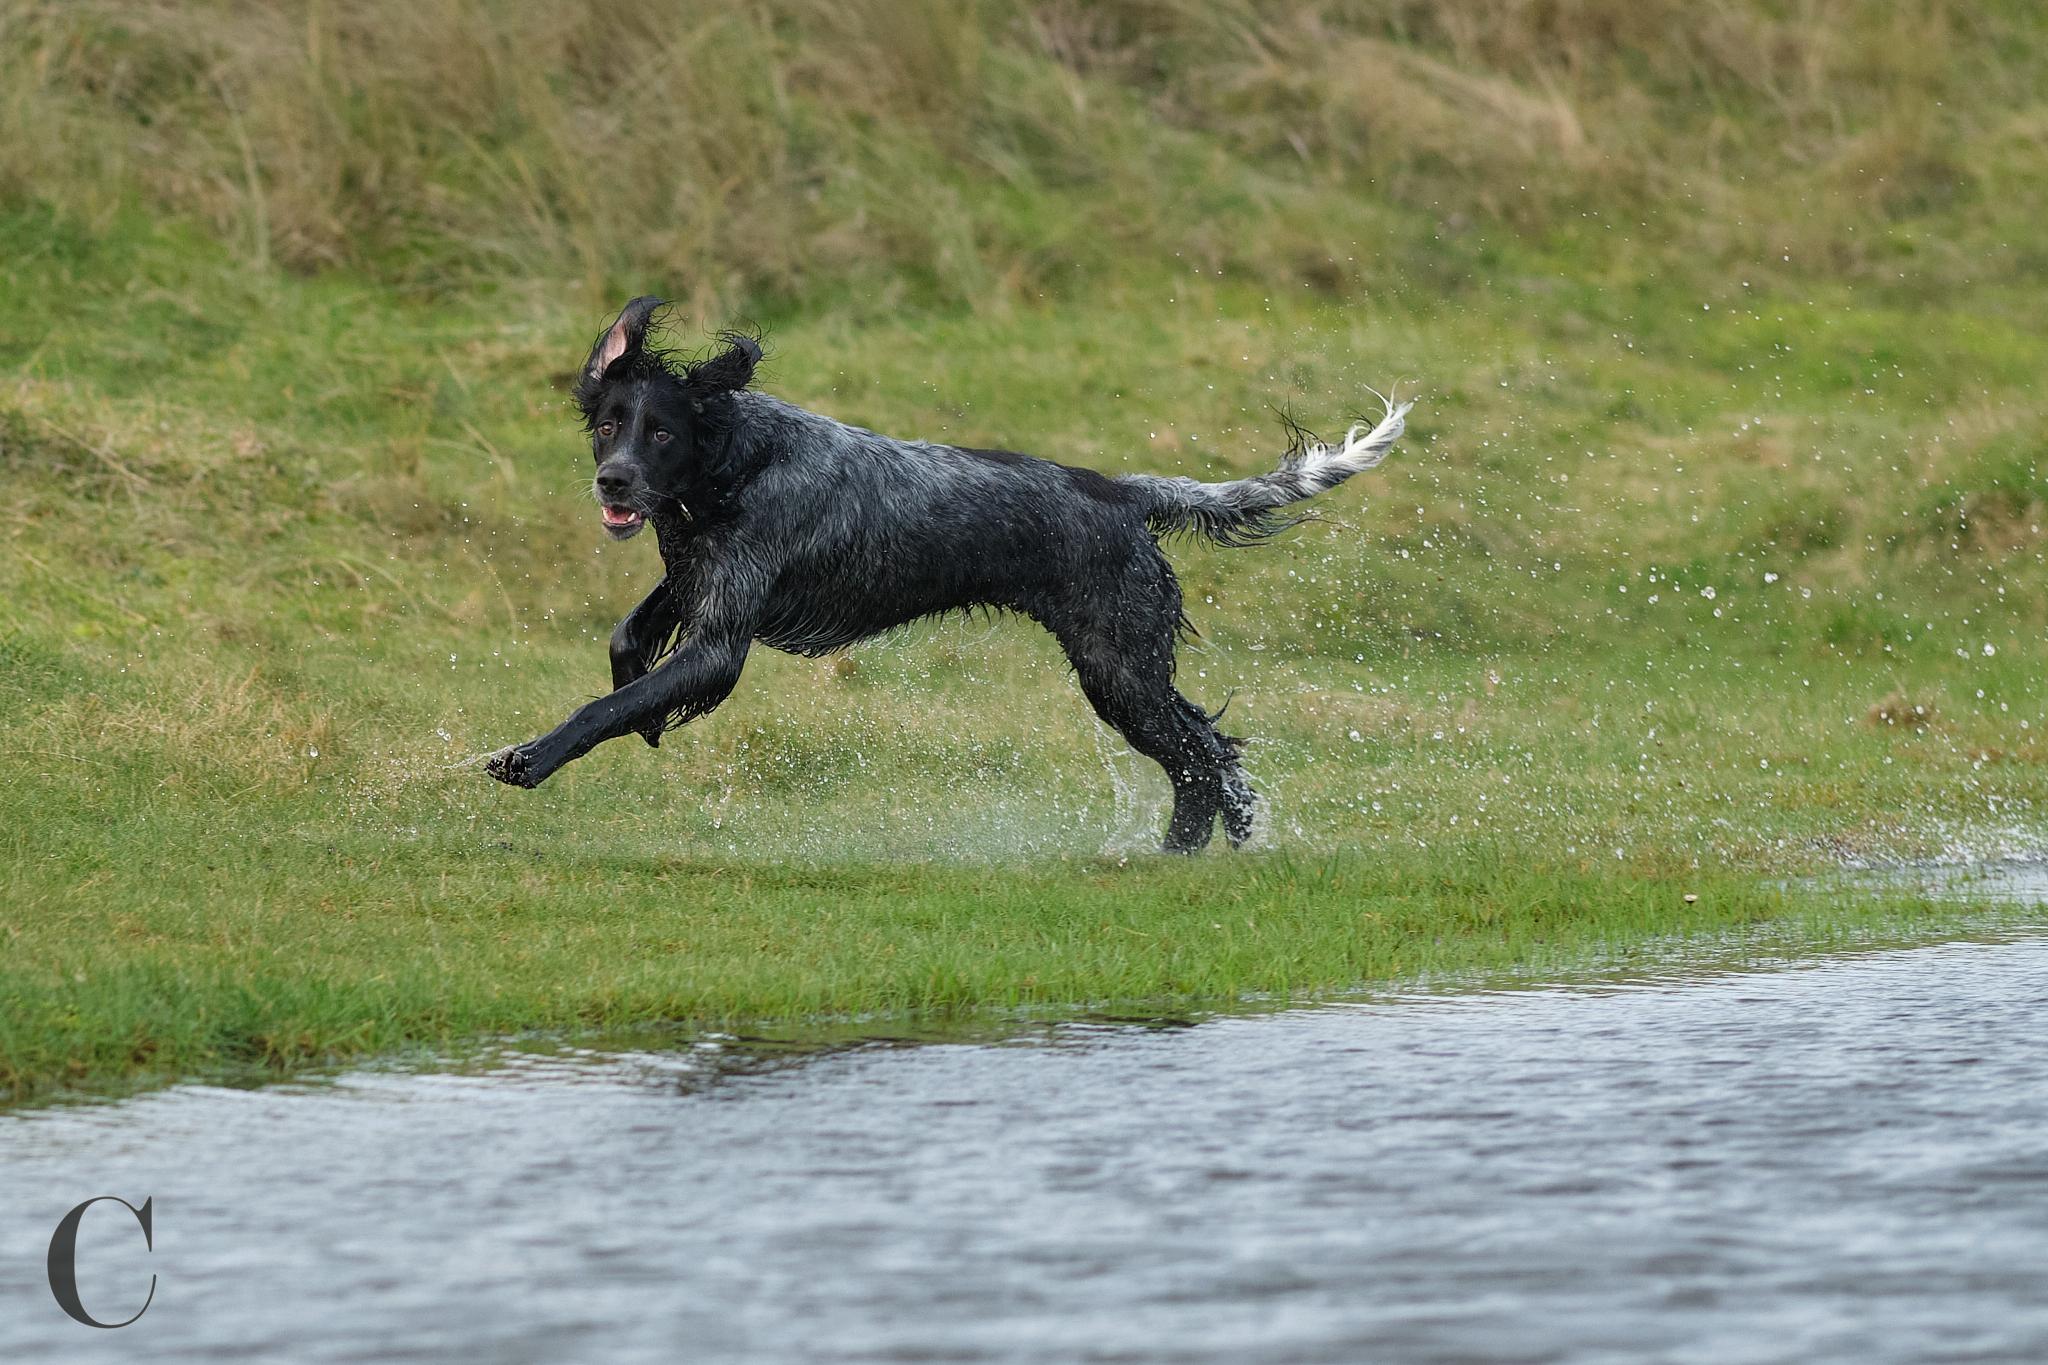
572,297 -> 762,540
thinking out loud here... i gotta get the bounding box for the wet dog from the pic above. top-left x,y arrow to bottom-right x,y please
487,298 -> 1410,851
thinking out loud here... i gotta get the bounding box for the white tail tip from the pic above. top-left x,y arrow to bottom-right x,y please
1302,393 -> 1414,475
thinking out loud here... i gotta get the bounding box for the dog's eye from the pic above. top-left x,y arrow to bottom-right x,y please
596,420 -> 616,439
652,428 -> 671,444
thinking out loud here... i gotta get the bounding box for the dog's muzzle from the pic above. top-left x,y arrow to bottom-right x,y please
595,459 -> 650,539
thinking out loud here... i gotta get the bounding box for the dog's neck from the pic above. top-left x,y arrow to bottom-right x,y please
651,507 -> 698,564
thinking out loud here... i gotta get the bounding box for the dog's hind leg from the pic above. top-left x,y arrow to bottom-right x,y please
1184,693 -> 1259,849
1047,559 -> 1243,853
1074,673 -> 1224,853
1219,752 -> 1258,848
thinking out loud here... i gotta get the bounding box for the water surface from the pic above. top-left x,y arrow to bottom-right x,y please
5,895 -> 2048,1361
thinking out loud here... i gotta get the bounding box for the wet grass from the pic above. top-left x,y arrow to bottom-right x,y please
0,821 -> 2004,1107
3,3 -> 2047,1103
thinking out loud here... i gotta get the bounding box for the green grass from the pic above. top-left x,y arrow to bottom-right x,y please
2,2 -> 2046,1104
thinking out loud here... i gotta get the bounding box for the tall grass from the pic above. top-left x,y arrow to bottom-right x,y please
4,1 -> 2039,312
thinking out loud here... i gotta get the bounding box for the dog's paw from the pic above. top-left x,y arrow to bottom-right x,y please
486,745 -> 541,788
639,725 -> 663,750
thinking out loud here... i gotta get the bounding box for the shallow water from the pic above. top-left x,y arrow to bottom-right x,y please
5,879 -> 2048,1362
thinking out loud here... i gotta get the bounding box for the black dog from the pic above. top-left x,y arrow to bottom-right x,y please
487,298 -> 1410,852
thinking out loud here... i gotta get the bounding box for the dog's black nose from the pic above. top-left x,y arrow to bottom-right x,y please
595,465 -> 635,499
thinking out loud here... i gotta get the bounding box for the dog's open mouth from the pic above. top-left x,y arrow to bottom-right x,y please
600,504 -> 646,538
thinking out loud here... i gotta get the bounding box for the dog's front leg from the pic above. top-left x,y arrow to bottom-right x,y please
609,579 -> 691,747
488,629 -> 753,789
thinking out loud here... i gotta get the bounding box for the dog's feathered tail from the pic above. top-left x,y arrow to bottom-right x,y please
1127,395 -> 1413,547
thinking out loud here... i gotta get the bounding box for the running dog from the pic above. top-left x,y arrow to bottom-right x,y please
487,298 -> 1411,851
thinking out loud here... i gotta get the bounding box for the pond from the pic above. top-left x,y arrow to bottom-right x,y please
4,870 -> 2047,1362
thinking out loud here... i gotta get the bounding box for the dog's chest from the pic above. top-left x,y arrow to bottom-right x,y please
752,584 -> 876,656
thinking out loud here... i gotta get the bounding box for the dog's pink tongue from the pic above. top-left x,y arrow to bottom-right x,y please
603,506 -> 637,525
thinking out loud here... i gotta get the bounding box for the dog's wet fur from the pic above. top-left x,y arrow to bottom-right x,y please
487,297 -> 1411,852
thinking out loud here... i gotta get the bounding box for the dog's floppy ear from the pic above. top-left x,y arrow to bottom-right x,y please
583,296 -> 665,385
684,331 -> 762,407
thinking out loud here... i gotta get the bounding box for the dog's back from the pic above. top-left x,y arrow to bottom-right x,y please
727,393 -> 1156,655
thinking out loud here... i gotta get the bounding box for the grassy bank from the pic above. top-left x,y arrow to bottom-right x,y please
2,2 -> 2046,1103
